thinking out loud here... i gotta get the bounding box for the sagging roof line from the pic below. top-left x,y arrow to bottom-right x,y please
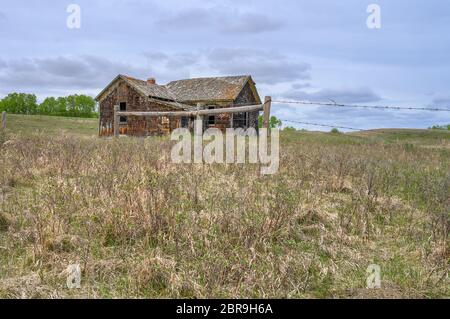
95,74 -> 258,106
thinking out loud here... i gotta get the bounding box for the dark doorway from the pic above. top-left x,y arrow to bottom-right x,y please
119,102 -> 127,123
208,106 -> 215,125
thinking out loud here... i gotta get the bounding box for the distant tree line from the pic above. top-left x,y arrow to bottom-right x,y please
0,93 -> 98,118
429,124 -> 450,131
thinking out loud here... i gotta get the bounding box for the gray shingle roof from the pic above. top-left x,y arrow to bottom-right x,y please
165,75 -> 250,102
122,76 -> 176,101
96,74 -> 253,107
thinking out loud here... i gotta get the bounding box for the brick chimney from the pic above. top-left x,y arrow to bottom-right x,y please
147,77 -> 156,85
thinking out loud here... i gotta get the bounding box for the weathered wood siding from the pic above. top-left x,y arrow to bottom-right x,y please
196,82 -> 260,132
233,81 -> 259,130
99,80 -> 180,136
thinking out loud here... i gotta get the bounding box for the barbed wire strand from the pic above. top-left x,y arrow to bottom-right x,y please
272,100 -> 450,112
280,119 -> 364,131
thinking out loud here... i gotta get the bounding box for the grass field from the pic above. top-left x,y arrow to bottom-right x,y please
0,114 -> 449,298
4,114 -> 99,137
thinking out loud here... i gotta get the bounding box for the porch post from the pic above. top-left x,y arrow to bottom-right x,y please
263,96 -> 271,129
114,105 -> 120,137
195,103 -> 203,136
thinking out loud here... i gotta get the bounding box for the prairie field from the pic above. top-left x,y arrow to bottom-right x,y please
0,114 -> 449,298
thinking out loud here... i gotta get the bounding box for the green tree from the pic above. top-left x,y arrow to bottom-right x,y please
1,93 -> 98,117
0,93 -> 38,114
75,94 -> 96,117
330,128 -> 340,134
38,97 -> 58,115
63,95 -> 96,117
66,95 -> 76,116
258,115 -> 282,128
56,97 -> 68,116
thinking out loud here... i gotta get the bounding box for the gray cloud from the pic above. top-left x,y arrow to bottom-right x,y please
0,55 -> 150,93
291,83 -> 311,90
431,96 -> 450,107
207,48 -> 310,84
220,12 -> 283,33
143,52 -> 169,61
0,11 -> 6,21
141,49 -> 311,85
208,48 -> 283,61
157,7 -> 211,29
164,53 -> 200,69
143,51 -> 201,81
36,57 -> 91,77
281,87 -> 382,104
7,59 -> 37,73
156,6 -> 282,34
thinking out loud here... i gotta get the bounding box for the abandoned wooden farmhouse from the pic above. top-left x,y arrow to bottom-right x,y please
96,75 -> 262,136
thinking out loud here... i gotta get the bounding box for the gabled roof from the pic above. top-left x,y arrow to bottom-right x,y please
123,76 -> 176,101
95,75 -> 193,110
165,75 -> 252,102
96,75 -> 174,101
96,74 -> 260,105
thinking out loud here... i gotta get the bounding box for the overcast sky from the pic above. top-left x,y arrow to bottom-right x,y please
1,0 -> 449,130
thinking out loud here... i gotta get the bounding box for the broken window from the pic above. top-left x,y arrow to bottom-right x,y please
233,112 -> 247,128
160,116 -> 169,125
119,102 -> 127,123
181,117 -> 189,128
208,106 -> 215,125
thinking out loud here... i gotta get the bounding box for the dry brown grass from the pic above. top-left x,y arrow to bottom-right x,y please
0,127 -> 448,298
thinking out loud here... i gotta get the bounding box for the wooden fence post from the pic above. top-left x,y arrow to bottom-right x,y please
114,105 -> 120,137
195,103 -> 203,136
263,96 -> 271,129
1,112 -> 5,129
